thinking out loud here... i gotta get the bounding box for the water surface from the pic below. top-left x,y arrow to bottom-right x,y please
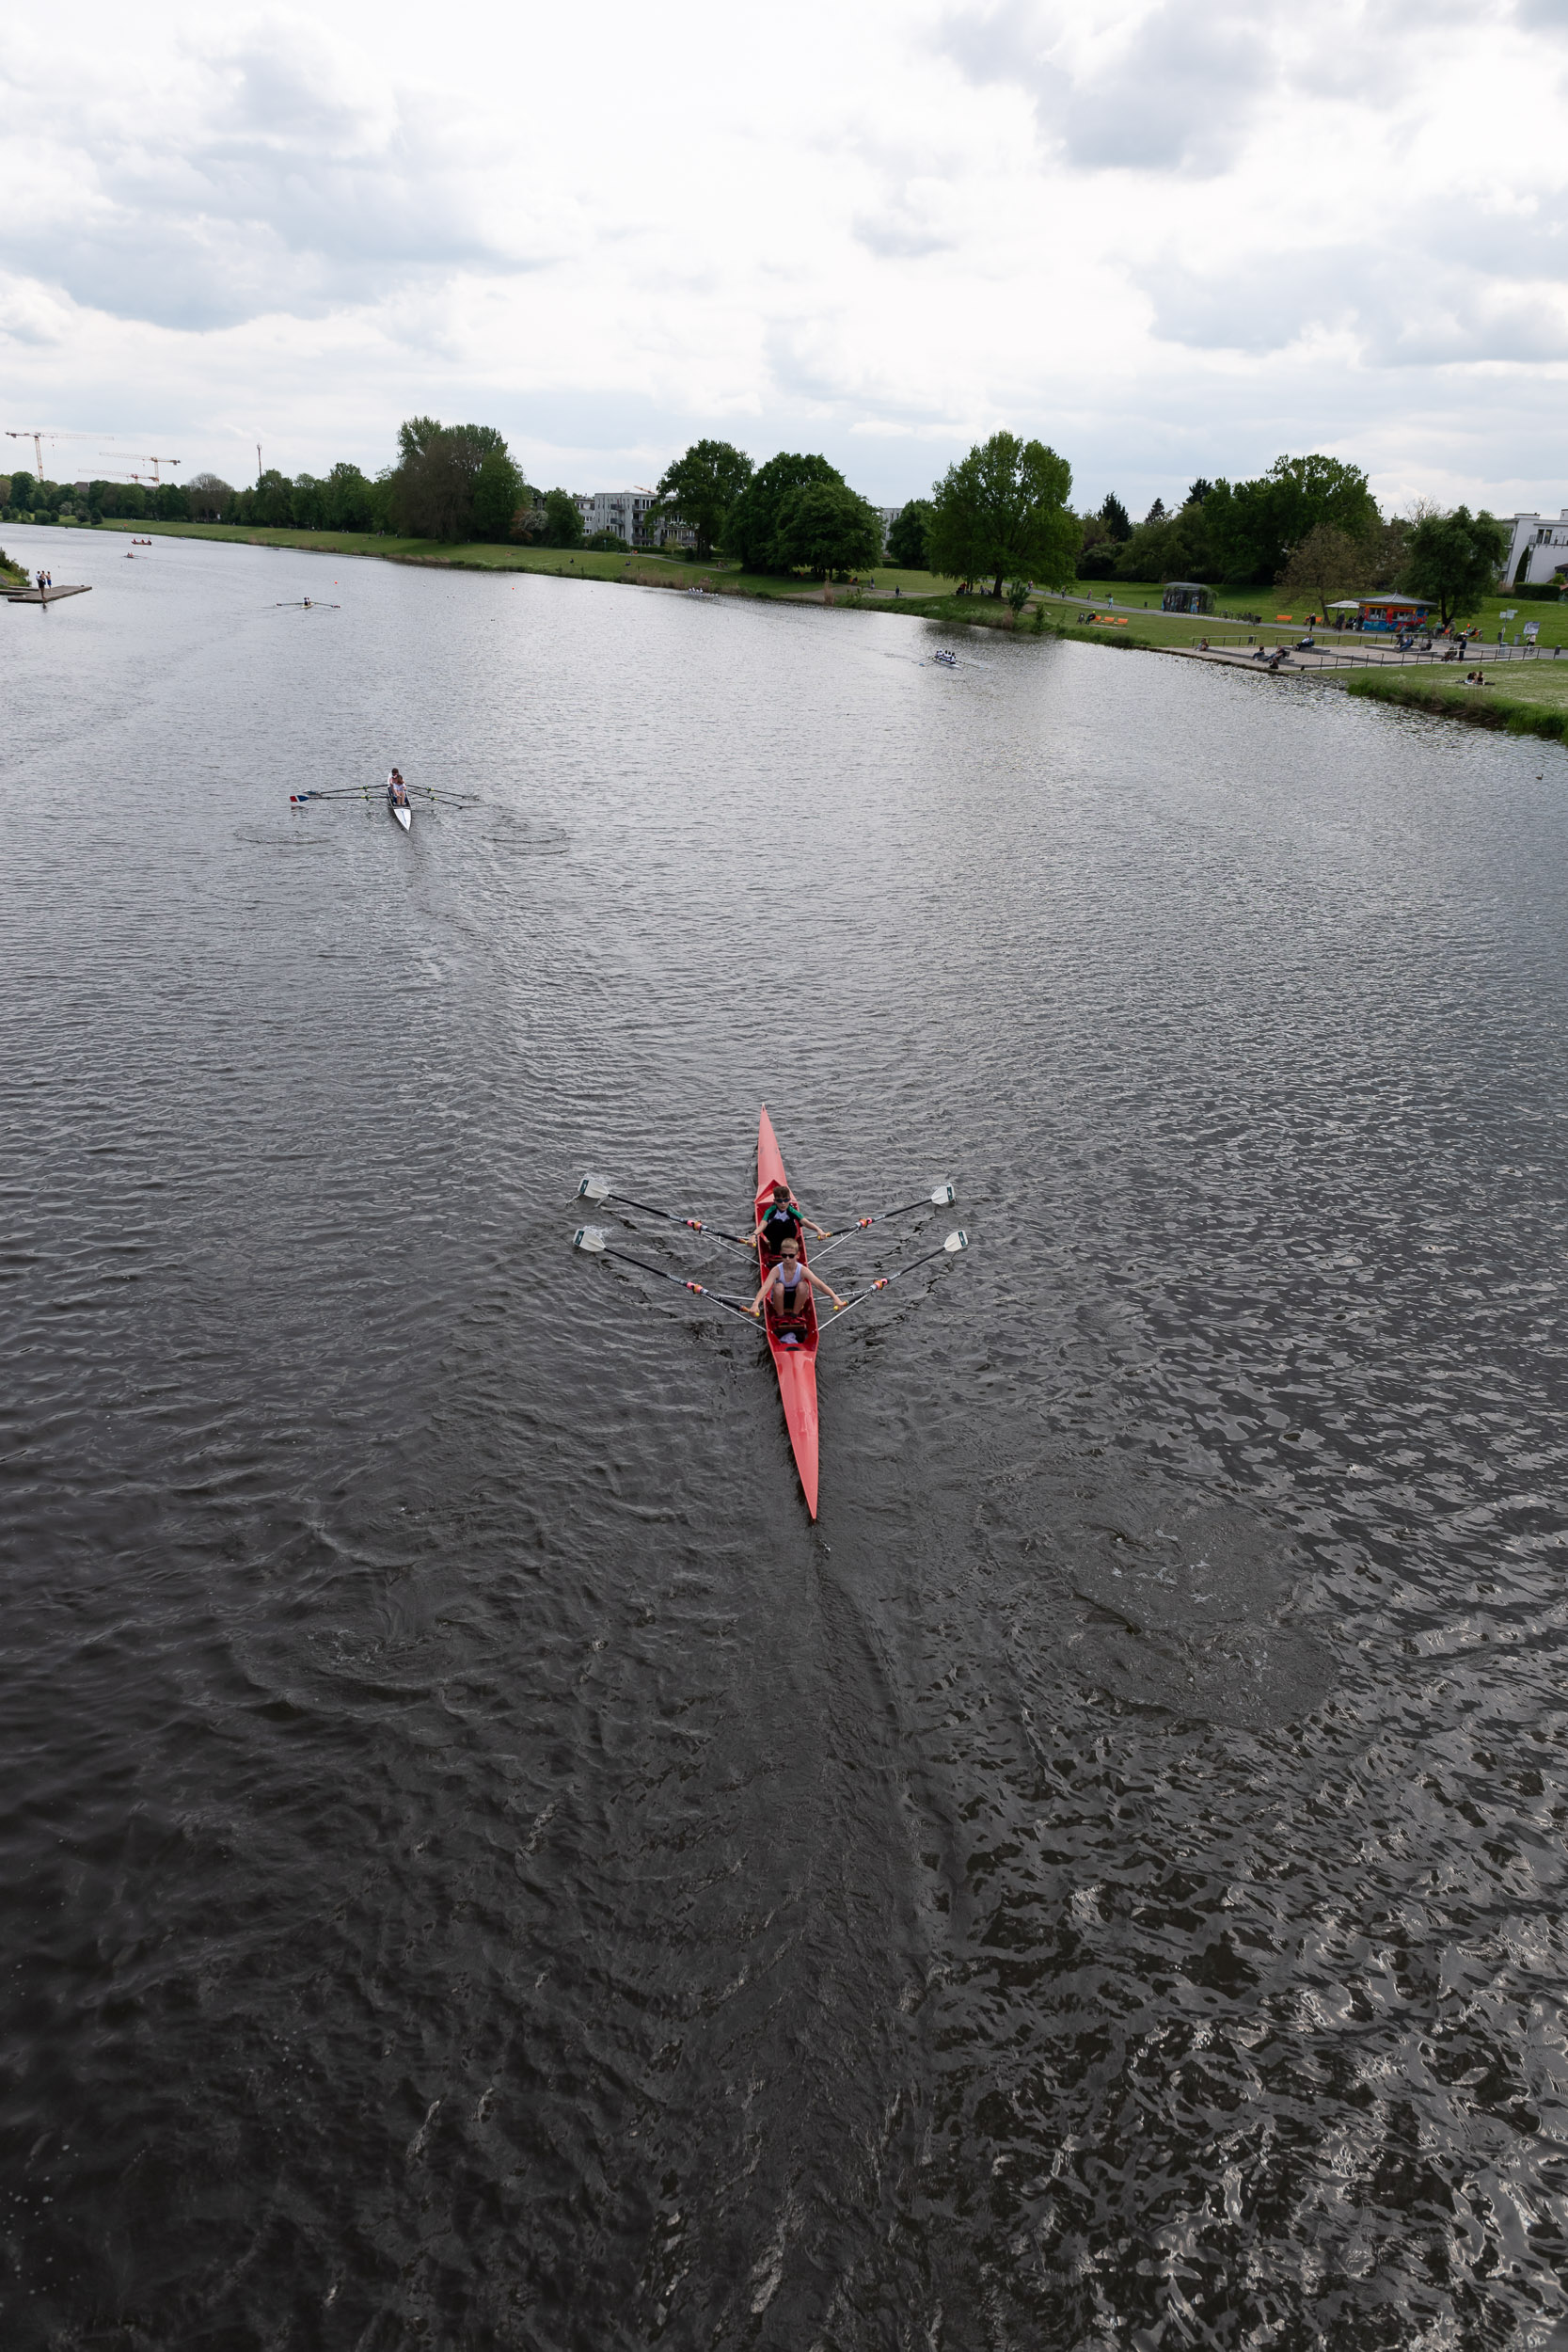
4,526 -> 1568,2349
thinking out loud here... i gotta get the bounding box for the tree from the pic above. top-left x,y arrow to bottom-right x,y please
291,474 -> 327,529
886,499 -> 932,569
470,448 -> 526,542
1204,453 -> 1379,583
585,529 -> 629,552
1006,578 -> 1032,616
722,453 -> 844,571
654,439 -> 753,558
389,420 -> 510,541
250,469 -> 295,526
1277,523 -> 1369,616
770,480 -> 880,577
1144,496 -> 1166,525
1100,493 -> 1132,541
323,463 -> 376,532
1186,478 -> 1213,506
1400,505 -> 1510,626
9,469 -> 34,508
540,488 -> 584,548
186,472 -> 235,521
927,431 -> 1077,599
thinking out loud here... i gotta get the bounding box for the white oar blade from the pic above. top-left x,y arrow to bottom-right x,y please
573,1226 -> 608,1252
930,1183 -> 956,1205
577,1173 -> 610,1201
943,1230 -> 969,1252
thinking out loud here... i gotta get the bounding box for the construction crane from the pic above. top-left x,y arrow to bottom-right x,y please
103,452 -> 182,484
5,428 -> 108,481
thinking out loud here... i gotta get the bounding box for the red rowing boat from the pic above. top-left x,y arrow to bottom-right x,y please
755,1104 -> 819,1517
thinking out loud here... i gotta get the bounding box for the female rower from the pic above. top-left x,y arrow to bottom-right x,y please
752,1180 -> 828,1256
749,1236 -> 845,1329
388,768 -> 408,803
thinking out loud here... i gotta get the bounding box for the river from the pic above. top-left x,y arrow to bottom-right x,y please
4,524 -> 1567,2349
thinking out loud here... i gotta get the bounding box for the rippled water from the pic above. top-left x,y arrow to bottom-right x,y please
4,526 -> 1568,2350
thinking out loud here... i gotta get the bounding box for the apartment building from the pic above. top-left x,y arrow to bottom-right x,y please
1502,508 -> 1568,588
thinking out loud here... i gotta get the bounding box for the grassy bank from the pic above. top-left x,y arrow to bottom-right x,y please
1344,669 -> 1568,742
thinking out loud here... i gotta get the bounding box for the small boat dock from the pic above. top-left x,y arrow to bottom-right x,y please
6,583 -> 93,604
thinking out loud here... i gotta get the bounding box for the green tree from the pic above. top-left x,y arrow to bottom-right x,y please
389,421 -> 509,540
585,529 -> 630,551
1276,523 -> 1369,615
1204,453 -> 1379,584
1186,478 -> 1213,505
540,488 -> 584,548
1114,495 -> 1216,584
722,453 -> 844,571
886,500 -> 932,569
291,474 -> 327,529
250,469 -> 295,527
1400,505 -> 1509,626
770,480 -> 880,577
9,469 -> 34,508
321,463 -> 375,532
1143,496 -> 1166,525
1100,493 -> 1132,541
185,472 -> 235,522
470,448 -> 526,542
927,431 -> 1077,599
654,439 -> 753,558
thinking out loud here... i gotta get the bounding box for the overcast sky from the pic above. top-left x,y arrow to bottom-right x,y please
3,0 -> 1564,516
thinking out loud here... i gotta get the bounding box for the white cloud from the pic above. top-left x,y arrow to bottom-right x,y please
0,0 -> 1563,513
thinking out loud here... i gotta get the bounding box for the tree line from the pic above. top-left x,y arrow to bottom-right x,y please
1061,456 -> 1515,625
2,426 -> 1527,619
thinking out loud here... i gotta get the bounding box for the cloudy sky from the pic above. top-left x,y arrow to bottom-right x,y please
3,0 -> 1564,516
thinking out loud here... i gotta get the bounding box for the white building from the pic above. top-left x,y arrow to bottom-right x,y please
1501,509 -> 1568,588
572,489 -> 694,549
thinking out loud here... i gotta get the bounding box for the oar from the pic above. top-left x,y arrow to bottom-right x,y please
813,1182 -> 956,1261
576,1174 -> 753,1252
573,1228 -> 759,1322
821,1231 -> 970,1330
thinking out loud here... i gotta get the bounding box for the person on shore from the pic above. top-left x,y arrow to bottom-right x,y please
749,1236 -> 845,1335
752,1181 -> 828,1257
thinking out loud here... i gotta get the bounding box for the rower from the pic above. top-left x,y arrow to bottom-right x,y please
388,768 -> 408,804
752,1180 -> 828,1256
749,1237 -> 844,1332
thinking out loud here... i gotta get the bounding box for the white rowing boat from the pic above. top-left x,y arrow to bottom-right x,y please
386,771 -> 412,832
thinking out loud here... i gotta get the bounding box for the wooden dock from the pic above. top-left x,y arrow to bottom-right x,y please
6,583 -> 93,604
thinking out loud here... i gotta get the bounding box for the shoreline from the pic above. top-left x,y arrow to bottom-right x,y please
50,518 -> 1568,750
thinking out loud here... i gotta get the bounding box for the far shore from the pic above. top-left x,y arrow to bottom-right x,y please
22,517 -> 1565,748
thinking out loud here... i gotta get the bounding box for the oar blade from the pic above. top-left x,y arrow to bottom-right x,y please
943,1229 -> 969,1252
573,1226 -> 608,1252
577,1174 -> 610,1201
930,1183 -> 957,1205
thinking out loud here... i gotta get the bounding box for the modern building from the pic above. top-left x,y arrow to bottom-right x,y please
572,490 -> 694,548
1501,509 -> 1568,589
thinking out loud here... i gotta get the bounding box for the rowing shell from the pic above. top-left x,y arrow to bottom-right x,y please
386,771 -> 411,833
755,1104 -> 819,1517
